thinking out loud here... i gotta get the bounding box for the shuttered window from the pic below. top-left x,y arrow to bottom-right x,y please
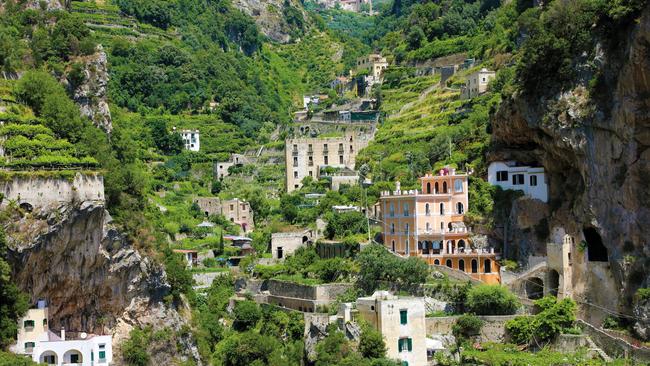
400,309 -> 408,325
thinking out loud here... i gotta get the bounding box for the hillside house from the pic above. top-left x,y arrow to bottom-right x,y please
192,197 -> 255,233
460,68 -> 495,99
379,169 -> 501,284
173,249 -> 199,267
179,129 -> 200,151
285,132 -> 371,192
487,161 -> 548,202
214,153 -> 251,179
11,301 -> 113,366
271,229 -> 315,260
350,291 -> 428,366
356,54 -> 388,79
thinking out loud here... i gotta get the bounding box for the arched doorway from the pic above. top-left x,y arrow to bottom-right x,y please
391,240 -> 395,252
426,182 -> 431,194
434,259 -> 440,265
458,240 -> 466,251
63,350 -> 83,364
442,181 -> 448,193
435,182 -> 439,193
39,351 -> 58,365
548,269 -> 560,297
526,277 -> 544,299
471,259 -> 478,273
445,259 -> 452,268
458,259 -> 465,272
583,227 -> 608,262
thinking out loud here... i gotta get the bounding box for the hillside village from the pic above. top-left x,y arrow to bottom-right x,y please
0,0 -> 649,366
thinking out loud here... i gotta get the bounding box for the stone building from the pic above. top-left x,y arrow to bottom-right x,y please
487,161 -> 549,202
460,68 -> 495,99
193,197 -> 254,233
271,229 -> 315,260
10,301 -> 113,366
214,153 -> 251,179
354,291 -> 427,366
356,54 -> 388,79
379,169 -> 501,284
179,129 -> 200,151
285,132 -> 371,192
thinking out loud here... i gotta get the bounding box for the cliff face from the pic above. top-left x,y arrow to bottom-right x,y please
232,0 -> 306,43
491,5 -> 650,333
64,45 -> 113,133
5,201 -> 201,363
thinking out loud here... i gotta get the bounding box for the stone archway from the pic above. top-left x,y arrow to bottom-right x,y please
526,277 -> 544,299
39,351 -> 58,365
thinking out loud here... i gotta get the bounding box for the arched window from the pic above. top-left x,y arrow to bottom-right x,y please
459,259 -> 465,272
457,202 -> 464,214
426,182 -> 431,194
448,222 -> 453,232
435,182 -> 439,194
425,203 -> 430,215
440,222 -> 444,231
446,259 -> 452,268
443,181 -> 448,193
434,259 -> 440,265
471,259 -> 478,273
426,222 -> 431,232
405,223 -> 409,233
458,239 -> 466,250
439,203 -> 445,215
484,259 -> 492,273
404,203 -> 409,217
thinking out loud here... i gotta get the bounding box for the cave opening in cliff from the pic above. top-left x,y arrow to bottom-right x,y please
583,227 -> 608,262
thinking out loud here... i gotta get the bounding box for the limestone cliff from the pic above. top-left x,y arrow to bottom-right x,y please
232,0 -> 307,43
64,45 -> 113,133
5,201 -> 200,364
491,4 -> 650,335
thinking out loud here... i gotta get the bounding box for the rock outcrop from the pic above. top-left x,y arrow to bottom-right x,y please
65,45 -> 113,133
6,201 -> 200,364
232,0 -> 306,43
491,4 -> 650,334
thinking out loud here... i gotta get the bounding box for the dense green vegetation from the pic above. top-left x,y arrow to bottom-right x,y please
0,228 -> 28,350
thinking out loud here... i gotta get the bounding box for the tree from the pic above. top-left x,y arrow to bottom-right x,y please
122,327 -> 151,366
452,314 -> 484,340
358,325 -> 386,359
232,300 -> 261,331
163,249 -> 194,302
406,26 -> 425,50
148,119 -> 183,155
213,331 -> 281,366
466,284 -> 520,315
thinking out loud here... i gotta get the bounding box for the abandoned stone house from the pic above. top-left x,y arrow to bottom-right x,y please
193,197 -> 254,233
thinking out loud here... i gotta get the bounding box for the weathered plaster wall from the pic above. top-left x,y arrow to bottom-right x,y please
425,315 -> 518,343
0,173 -> 104,210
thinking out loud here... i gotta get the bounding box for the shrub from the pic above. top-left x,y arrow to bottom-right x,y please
505,296 -> 577,345
505,316 -> 534,344
232,300 -> 262,331
636,288 -> 650,301
359,325 -> 387,359
121,327 -> 151,366
466,285 -> 520,315
452,314 -> 484,340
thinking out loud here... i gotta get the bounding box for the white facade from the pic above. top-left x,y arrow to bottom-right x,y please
11,304 -> 113,366
461,68 -> 495,99
487,161 -> 548,202
180,129 -> 200,152
356,291 -> 427,366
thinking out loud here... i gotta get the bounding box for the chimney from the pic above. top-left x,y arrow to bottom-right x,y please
395,181 -> 401,192
61,327 -> 65,341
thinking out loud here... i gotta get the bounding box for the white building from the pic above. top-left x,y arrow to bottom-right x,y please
487,161 -> 548,202
11,301 -> 113,366
355,291 -> 427,366
271,229 -> 315,260
461,68 -> 496,99
180,129 -> 200,151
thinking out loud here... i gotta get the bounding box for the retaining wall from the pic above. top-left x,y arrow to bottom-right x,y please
425,315 -> 518,343
578,320 -> 650,361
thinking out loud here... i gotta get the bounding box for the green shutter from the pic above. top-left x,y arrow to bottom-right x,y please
402,362 -> 409,366
400,309 -> 408,325
407,338 -> 413,351
398,339 -> 402,352
99,351 -> 106,359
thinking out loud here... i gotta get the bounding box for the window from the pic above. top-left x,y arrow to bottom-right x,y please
426,222 -> 430,232
23,320 -> 34,329
496,171 -> 508,182
24,342 -> 35,350
426,182 -> 431,194
43,355 -> 56,364
43,319 -> 47,327
403,203 -> 409,217
425,203 -> 430,215
459,259 -> 465,272
70,354 -> 80,363
398,338 -> 413,352
512,174 -> 524,185
324,156 -> 328,165
293,157 -> 298,166
457,202 -> 464,214
434,259 -> 440,265
400,309 -> 408,325
294,171 -> 298,179
405,223 -> 409,233
339,155 -> 344,164
439,203 -> 444,215
442,181 -> 448,193
391,223 -> 395,234
309,171 -> 313,177
308,156 -> 313,166
530,175 -> 538,186
446,259 -> 452,268
472,260 -> 478,273
454,179 -> 463,192
389,203 -> 395,217
484,259 -> 492,273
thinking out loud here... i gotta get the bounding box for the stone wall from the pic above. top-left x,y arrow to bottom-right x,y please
425,315 -> 518,343
578,320 -> 650,361
0,172 -> 104,211
266,279 -> 352,301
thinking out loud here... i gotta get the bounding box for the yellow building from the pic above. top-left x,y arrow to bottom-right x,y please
379,169 -> 501,284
